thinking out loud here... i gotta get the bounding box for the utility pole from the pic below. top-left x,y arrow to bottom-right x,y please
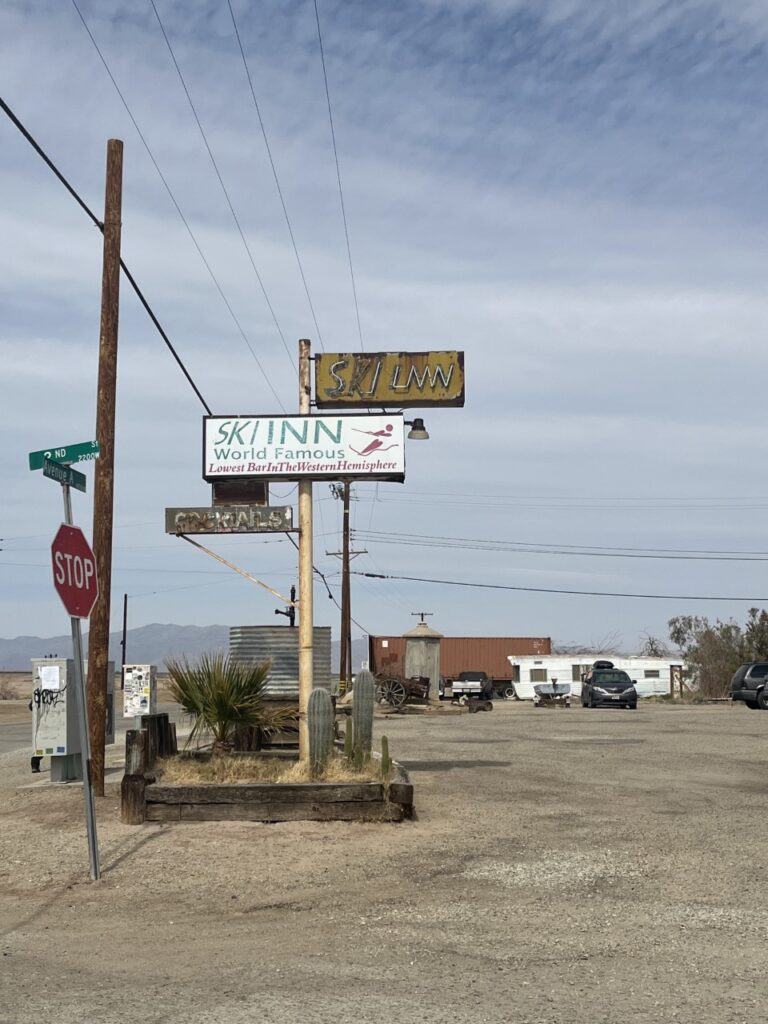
340,482 -> 350,689
87,138 -> 123,797
328,483 -> 366,690
298,339 -> 313,761
120,592 -> 128,688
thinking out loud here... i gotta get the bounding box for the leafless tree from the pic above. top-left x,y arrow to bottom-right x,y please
638,632 -> 670,658
552,633 -> 623,656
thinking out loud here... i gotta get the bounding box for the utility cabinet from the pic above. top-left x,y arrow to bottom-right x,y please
31,658 -> 78,754
30,657 -> 115,782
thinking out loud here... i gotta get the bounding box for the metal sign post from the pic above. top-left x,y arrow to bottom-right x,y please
48,475 -> 101,882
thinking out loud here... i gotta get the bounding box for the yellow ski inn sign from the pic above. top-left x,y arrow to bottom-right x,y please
314,351 -> 465,408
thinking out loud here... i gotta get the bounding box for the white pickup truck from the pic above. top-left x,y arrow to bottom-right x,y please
440,670 -> 496,701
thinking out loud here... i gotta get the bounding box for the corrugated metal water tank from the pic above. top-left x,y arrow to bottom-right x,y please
229,625 -> 332,699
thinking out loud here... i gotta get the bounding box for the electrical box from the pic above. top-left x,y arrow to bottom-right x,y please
123,664 -> 157,718
31,657 -> 116,782
31,658 -> 80,758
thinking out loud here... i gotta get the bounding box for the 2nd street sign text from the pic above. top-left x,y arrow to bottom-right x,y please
29,440 -> 100,471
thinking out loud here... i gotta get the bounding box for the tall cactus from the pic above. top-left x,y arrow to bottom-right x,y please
352,669 -> 375,758
308,688 -> 334,776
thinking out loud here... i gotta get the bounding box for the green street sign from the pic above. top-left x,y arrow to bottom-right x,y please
43,458 -> 87,493
28,440 -> 99,471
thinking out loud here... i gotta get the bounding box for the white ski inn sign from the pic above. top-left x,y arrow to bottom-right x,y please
203,414 -> 406,482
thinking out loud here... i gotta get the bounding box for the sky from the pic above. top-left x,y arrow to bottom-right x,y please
3,0 -> 768,654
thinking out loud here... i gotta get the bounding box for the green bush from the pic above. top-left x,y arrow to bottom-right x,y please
166,652 -> 294,754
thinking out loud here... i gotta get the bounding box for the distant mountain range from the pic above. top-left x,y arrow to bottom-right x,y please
0,623 -> 368,673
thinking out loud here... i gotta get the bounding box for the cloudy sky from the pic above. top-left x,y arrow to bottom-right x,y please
2,0 -> 768,653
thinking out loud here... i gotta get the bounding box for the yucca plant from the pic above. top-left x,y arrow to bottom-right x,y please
165,652 -> 295,754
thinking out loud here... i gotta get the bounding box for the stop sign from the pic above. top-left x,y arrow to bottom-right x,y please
51,524 -> 99,618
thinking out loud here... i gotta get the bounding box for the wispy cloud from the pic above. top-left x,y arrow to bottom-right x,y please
2,0 -> 768,645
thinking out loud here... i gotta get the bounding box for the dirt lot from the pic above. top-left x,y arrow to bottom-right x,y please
1,702 -> 766,1024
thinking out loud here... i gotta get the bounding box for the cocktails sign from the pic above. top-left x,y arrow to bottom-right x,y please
165,505 -> 293,534
203,414 -> 405,482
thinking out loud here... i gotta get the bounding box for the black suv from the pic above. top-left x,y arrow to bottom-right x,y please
581,661 -> 637,709
729,663 -> 768,710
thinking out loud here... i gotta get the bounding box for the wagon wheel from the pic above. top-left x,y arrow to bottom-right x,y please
387,679 -> 407,708
375,676 -> 407,709
375,677 -> 395,705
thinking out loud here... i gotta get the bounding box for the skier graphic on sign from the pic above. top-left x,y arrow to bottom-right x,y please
350,424 -> 399,457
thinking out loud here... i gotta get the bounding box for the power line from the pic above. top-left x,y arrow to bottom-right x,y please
313,0 -> 365,351
0,520 -> 157,543
67,2 -> 285,409
226,0 -> 325,351
353,570 -> 768,603
0,95 -> 211,414
366,488 -> 768,502
128,576 -> 244,598
284,532 -> 335,601
358,554 -> 414,616
0,558 -> 308,578
327,588 -> 370,635
0,561 -> 228,574
358,492 -> 768,512
354,529 -> 768,562
148,0 -> 296,376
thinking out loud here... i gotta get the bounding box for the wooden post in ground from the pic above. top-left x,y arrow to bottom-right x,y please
140,713 -> 169,767
122,728 -> 147,825
87,138 -> 124,797
124,729 -> 147,775
120,775 -> 146,824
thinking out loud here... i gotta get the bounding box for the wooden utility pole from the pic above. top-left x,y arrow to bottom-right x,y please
340,482 -> 351,688
327,483 -> 366,691
120,592 -> 128,686
87,138 -> 123,796
297,339 -> 313,761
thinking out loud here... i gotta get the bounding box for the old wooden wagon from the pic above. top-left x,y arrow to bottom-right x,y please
374,673 -> 431,710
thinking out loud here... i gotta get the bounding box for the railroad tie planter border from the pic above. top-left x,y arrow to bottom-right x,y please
120,724 -> 414,826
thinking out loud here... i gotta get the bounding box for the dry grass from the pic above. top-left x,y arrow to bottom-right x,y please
0,680 -> 17,700
155,752 -> 382,785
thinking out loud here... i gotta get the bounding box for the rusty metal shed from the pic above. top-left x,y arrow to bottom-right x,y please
369,634 -> 551,683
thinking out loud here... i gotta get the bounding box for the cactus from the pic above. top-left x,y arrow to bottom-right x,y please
352,669 -> 375,758
353,739 -> 364,772
380,734 -> 392,781
344,717 -> 354,761
308,688 -> 334,776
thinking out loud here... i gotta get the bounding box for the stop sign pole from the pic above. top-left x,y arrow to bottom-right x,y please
52,481 -> 101,882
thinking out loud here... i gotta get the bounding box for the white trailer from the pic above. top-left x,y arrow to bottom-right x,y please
508,655 -> 686,701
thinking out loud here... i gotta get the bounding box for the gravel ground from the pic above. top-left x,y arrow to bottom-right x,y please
1,701 -> 767,1023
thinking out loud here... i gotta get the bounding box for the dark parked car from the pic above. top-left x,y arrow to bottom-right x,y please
581,662 -> 637,709
729,663 -> 768,709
